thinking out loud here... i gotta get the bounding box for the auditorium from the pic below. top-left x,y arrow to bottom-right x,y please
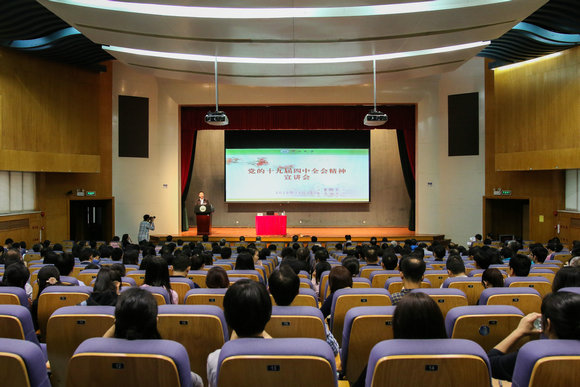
0,0 -> 579,386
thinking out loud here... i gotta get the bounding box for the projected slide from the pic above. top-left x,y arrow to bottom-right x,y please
225,148 -> 369,202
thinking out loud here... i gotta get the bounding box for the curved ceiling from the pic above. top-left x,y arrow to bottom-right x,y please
1,1 -> 577,85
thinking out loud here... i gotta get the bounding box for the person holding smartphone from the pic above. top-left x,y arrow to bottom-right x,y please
488,291 -> 580,381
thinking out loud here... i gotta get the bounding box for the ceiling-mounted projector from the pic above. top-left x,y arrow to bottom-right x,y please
363,110 -> 388,127
205,110 -> 229,126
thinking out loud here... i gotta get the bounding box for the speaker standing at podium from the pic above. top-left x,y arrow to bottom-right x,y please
195,191 -> 214,236
195,191 -> 210,207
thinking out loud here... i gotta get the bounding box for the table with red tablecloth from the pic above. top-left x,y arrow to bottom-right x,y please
255,215 -> 287,235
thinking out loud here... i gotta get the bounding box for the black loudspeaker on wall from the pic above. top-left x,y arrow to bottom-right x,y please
118,95 -> 149,158
448,92 -> 479,156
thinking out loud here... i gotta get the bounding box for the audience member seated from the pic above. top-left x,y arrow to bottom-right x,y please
552,266 -> 580,292
320,266 -> 352,319
171,253 -> 199,289
103,287 -> 203,386
0,262 -> 31,304
508,254 -> 532,277
353,291 -> 447,386
235,252 -> 255,271
488,291 -> 580,382
433,244 -> 446,261
446,255 -> 467,280
142,256 -> 178,304
207,279 -> 272,387
364,248 -> 381,267
269,265 -> 339,355
312,261 -> 331,297
391,257 -> 426,305
31,265 -> 62,330
381,250 -> 398,270
56,252 -> 85,285
82,266 -> 121,306
531,246 -> 549,264
220,247 -> 232,260
481,268 -> 505,289
342,257 -> 360,277
206,267 -> 230,289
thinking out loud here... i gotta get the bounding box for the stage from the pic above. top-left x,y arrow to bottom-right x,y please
152,227 -> 444,243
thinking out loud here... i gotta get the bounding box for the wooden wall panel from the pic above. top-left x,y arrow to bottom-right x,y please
0,48 -> 101,172
556,211 -> 580,245
485,60 -> 565,243
493,47 -> 580,171
0,213 -> 42,247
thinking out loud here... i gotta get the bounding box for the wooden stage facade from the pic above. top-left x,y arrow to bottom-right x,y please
152,227 -> 444,243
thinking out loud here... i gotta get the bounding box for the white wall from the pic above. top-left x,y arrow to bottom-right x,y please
112,58 -> 485,243
565,169 -> 579,211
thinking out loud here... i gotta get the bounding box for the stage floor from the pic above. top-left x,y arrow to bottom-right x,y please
153,227 -> 444,242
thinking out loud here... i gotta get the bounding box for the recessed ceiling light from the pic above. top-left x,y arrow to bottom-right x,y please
106,41 -> 490,65
44,0 -> 511,19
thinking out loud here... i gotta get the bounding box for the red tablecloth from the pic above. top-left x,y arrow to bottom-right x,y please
255,215 -> 287,235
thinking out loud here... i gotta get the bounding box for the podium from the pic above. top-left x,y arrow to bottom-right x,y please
195,204 -> 214,236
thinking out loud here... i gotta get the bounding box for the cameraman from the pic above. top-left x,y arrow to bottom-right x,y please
138,214 -> 156,243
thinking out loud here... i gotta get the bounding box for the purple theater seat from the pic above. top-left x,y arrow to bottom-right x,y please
365,339 -> 491,387
512,340 -> 580,387
504,276 -> 550,286
479,287 -> 541,305
227,269 -> 265,284
0,304 -> 40,344
558,287 -> 580,295
121,276 -> 137,287
217,338 -> 337,387
298,270 -> 311,279
139,286 -> 171,304
299,277 -> 315,290
158,304 -> 229,340
0,338 -> 51,387
60,275 -> 80,286
0,286 -> 29,306
69,337 -> 193,387
468,269 -> 485,277
170,276 -> 196,287
385,277 -> 431,291
412,287 -> 467,297
444,305 -> 524,338
341,306 -> 396,383
271,305 -> 324,319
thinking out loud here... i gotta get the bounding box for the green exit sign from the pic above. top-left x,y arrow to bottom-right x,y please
86,191 -> 96,197
502,190 -> 512,195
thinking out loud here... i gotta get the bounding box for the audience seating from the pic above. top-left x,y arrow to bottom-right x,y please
353,277 -> 372,288
369,270 -> 400,288
138,286 -> 171,305
511,340 -> 580,387
445,305 -> 524,352
121,276 -> 137,287
0,286 -> 29,306
360,266 -> 384,279
319,270 -> 331,301
67,337 -> 193,387
528,268 -> 556,283
187,270 -> 208,288
60,275 -> 80,286
0,305 -> 46,358
385,277 -> 431,294
170,277 -> 196,304
227,269 -> 264,284
364,339 -> 491,387
341,306 -> 396,384
216,338 -> 342,387
37,286 -> 92,339
299,277 -> 314,290
77,269 -> 100,286
158,304 -> 228,386
330,288 -> 392,346
411,288 -> 468,318
285,288 -> 318,307
423,270 -> 450,288
266,306 -> 326,340
532,264 -> 560,274
126,270 -> 146,286
479,287 -> 542,315
442,277 -> 485,305
0,338 -> 51,387
505,276 -> 552,297
46,305 -> 115,387
185,288 -> 227,309
558,287 -> 580,295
